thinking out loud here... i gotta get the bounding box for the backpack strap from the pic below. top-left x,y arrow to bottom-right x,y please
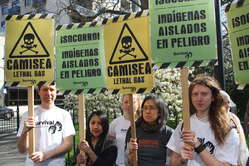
230,115 -> 238,130
159,125 -> 173,162
160,125 -> 173,146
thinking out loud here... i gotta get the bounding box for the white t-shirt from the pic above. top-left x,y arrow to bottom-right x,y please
17,106 -> 76,166
167,114 -> 240,166
109,116 -> 130,166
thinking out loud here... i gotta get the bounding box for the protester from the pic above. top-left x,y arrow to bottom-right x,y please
108,94 -> 141,166
125,94 -> 173,166
219,90 -> 237,114
220,90 -> 249,166
17,84 -> 76,166
219,90 -> 235,112
167,75 -> 240,166
72,111 -> 117,166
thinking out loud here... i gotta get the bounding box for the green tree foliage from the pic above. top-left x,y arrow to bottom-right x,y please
153,68 -> 184,125
63,92 -> 121,122
63,68 -> 185,125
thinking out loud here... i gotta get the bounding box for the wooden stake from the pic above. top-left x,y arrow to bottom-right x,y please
180,67 -> 190,131
127,94 -> 138,166
28,86 -> 35,155
78,94 -> 86,166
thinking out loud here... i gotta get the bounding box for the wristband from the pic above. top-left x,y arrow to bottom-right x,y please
194,143 -> 206,154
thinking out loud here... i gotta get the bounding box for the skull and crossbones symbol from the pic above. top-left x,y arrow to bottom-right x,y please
119,36 -> 136,60
20,33 -> 38,55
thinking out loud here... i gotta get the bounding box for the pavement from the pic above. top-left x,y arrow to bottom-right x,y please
0,132 -> 26,166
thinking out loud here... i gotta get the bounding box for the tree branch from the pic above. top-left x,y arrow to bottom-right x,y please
222,22 -> 228,33
128,0 -> 142,8
67,5 -> 130,23
113,0 -> 120,11
66,0 -> 149,23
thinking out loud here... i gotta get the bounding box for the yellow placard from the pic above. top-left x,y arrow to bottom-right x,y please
104,16 -> 153,94
226,0 -> 249,85
4,15 -> 54,86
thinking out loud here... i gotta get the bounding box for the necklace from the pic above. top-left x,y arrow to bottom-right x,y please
196,114 -> 209,122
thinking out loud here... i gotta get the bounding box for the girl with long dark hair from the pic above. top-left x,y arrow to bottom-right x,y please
72,111 -> 117,166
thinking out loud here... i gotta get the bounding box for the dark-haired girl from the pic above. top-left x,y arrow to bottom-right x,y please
72,111 -> 117,166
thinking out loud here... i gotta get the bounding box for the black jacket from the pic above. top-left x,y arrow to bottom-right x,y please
72,139 -> 117,166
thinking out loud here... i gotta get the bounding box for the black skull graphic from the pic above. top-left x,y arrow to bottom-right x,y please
119,36 -> 136,60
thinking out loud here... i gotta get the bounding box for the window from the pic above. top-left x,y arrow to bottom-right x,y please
8,7 -> 20,15
4,87 -> 65,106
0,21 -> 5,33
8,0 -> 20,15
12,0 -> 20,7
1,5 -> 8,15
37,8 -> 46,14
32,0 -> 46,8
24,0 -> 32,6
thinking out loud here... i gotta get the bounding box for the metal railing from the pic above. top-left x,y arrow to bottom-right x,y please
0,103 -> 119,166
0,110 -> 18,134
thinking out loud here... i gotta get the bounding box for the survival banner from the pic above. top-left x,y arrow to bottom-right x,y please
226,0 -> 249,85
150,0 -> 217,66
4,14 -> 54,86
104,14 -> 153,94
55,23 -> 106,91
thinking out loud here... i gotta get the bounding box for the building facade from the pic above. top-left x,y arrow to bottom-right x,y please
0,0 -> 71,34
0,0 -> 71,106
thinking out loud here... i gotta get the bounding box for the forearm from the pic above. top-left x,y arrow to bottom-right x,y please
194,140 -> 231,166
198,150 -> 231,166
17,115 -> 37,154
172,150 -> 229,166
86,149 -> 97,164
125,142 -> 135,166
170,151 -> 186,166
127,152 -> 136,166
17,132 -> 29,154
170,158 -> 184,166
76,160 -> 83,166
